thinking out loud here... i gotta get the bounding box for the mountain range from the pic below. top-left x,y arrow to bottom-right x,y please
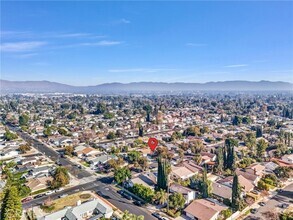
0,80 -> 292,94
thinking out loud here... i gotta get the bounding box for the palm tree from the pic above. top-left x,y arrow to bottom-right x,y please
154,189 -> 168,205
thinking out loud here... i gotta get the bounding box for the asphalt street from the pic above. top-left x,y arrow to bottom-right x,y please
9,125 -> 92,179
7,125 -> 156,219
245,183 -> 293,220
23,178 -> 156,220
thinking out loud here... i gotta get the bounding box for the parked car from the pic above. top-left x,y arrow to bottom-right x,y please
117,190 -> 124,195
152,212 -> 161,219
96,190 -> 106,197
259,202 -> 265,206
34,193 -> 45,199
251,190 -> 259,195
133,200 -> 145,206
21,197 -> 33,203
55,188 -> 64,192
251,208 -> 257,214
123,193 -> 132,200
59,193 -> 68,198
279,203 -> 289,209
45,191 -> 54,195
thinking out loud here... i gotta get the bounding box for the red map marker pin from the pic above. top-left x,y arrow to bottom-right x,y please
148,138 -> 158,151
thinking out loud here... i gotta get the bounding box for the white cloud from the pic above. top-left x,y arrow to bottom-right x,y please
186,43 -> 207,47
119,18 -> 130,24
224,64 -> 248,68
12,53 -> 38,58
0,41 -> 47,52
80,40 -> 122,46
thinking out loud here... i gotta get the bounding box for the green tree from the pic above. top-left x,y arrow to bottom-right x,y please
153,189 -> 168,205
138,125 -> 144,137
245,132 -> 256,150
256,138 -> 268,158
224,138 -> 238,170
215,147 -> 224,174
122,210 -> 144,220
169,192 -> 186,211
256,126 -> 263,138
107,131 -> 116,140
64,145 -> 74,156
51,167 -> 70,189
231,174 -> 241,211
157,157 -> 168,190
18,144 -> 31,153
94,102 -> 107,115
128,151 -> 141,163
274,166 -> 292,179
1,186 -> 22,220
131,183 -> 154,202
114,167 -> 131,184
19,114 -> 29,126
43,127 -> 53,137
232,116 -> 242,126
200,168 -> 211,198
3,129 -> 18,141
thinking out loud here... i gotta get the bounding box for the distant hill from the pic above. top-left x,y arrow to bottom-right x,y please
0,80 -> 292,94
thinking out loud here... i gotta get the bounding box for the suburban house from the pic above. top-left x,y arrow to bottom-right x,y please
171,166 -> 195,181
26,176 -> 53,192
169,183 -> 196,204
182,161 -> 203,174
28,166 -> 54,177
40,198 -> 113,220
127,172 -> 157,189
88,154 -> 117,166
0,145 -> 19,160
184,199 -> 228,220
211,182 -> 232,201
246,164 -> 266,176
217,175 -> 254,193
281,154 -> 293,164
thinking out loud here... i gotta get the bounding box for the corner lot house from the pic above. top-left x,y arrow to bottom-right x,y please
40,198 -> 113,220
184,199 -> 227,220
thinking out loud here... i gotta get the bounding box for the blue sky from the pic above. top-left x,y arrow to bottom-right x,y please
1,1 -> 293,85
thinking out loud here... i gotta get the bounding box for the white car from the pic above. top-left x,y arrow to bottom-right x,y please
45,191 -> 54,195
55,188 -> 64,192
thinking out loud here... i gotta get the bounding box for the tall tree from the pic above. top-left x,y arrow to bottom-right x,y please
231,174 -> 241,211
215,147 -> 224,174
256,138 -> 268,158
1,186 -> 22,220
157,157 -> 168,190
200,168 -> 210,198
224,138 -> 238,170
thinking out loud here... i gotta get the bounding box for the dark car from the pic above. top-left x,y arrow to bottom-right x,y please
152,212 -> 161,219
117,190 -> 124,195
34,193 -> 45,199
280,203 -> 289,209
96,191 -> 105,197
21,197 -> 33,203
123,193 -> 132,200
258,202 -> 265,206
133,200 -> 145,206
251,208 -> 257,214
